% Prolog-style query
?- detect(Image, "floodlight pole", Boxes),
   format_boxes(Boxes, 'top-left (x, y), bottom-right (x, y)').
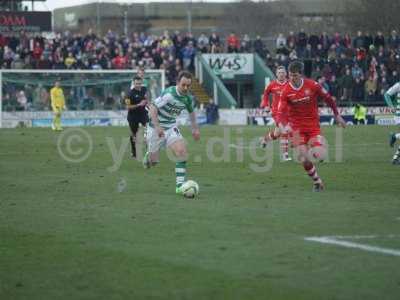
top-left (187, 0), bottom-right (192, 34)
top-left (124, 10), bottom-right (128, 36)
top-left (96, 1), bottom-right (101, 36)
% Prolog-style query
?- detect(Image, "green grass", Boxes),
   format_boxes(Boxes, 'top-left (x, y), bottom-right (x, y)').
top-left (0, 125), bottom-right (399, 300)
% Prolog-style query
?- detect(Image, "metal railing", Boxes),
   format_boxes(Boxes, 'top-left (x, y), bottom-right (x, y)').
top-left (195, 55), bottom-right (237, 108)
top-left (253, 53), bottom-right (275, 107)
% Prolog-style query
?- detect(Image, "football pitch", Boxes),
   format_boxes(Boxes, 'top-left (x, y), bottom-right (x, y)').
top-left (0, 125), bottom-right (399, 300)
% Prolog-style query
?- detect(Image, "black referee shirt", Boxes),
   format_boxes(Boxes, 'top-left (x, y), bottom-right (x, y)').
top-left (126, 86), bottom-right (147, 119)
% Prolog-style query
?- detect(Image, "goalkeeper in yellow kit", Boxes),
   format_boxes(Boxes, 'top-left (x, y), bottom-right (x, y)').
top-left (50, 81), bottom-right (66, 131)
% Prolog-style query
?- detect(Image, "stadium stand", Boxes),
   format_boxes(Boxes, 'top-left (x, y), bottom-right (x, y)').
top-left (1, 29), bottom-right (399, 110)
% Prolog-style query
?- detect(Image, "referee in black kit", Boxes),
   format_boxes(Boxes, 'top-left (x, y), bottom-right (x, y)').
top-left (125, 76), bottom-right (148, 158)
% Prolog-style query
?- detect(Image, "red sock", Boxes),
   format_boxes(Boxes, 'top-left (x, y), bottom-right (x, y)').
top-left (303, 161), bottom-right (322, 184)
top-left (267, 131), bottom-right (279, 141)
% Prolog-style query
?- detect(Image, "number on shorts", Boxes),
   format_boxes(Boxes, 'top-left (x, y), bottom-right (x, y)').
top-left (173, 127), bottom-right (181, 136)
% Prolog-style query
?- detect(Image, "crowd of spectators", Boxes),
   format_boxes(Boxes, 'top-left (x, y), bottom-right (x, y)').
top-left (0, 29), bottom-right (266, 111)
top-left (268, 30), bottom-right (400, 106)
top-left (1, 28), bottom-right (400, 110)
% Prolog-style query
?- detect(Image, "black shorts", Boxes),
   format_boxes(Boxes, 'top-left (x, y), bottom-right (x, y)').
top-left (128, 114), bottom-right (148, 133)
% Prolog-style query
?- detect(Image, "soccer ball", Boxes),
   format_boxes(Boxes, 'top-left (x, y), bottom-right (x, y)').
top-left (181, 180), bottom-right (199, 198)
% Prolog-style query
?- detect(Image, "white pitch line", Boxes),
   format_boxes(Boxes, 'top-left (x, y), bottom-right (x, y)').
top-left (228, 142), bottom-right (386, 150)
top-left (228, 144), bottom-right (258, 149)
top-left (323, 234), bottom-right (400, 240)
top-left (305, 236), bottom-right (400, 257)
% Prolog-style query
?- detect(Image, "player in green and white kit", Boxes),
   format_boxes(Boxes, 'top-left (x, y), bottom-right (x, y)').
top-left (143, 71), bottom-right (200, 194)
top-left (384, 81), bottom-right (400, 164)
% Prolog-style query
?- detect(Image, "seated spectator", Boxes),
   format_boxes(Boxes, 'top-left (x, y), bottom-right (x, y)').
top-left (276, 33), bottom-right (287, 50)
top-left (308, 32), bottom-right (320, 50)
top-left (378, 76), bottom-right (390, 101)
top-left (353, 31), bottom-right (365, 49)
top-left (206, 99), bottom-right (219, 124)
top-left (338, 68), bottom-right (354, 104)
top-left (315, 44), bottom-right (326, 58)
top-left (317, 76), bottom-right (330, 92)
top-left (289, 49), bottom-right (298, 61)
top-left (328, 75), bottom-right (339, 98)
top-left (32, 41), bottom-right (43, 62)
top-left (37, 54), bottom-right (53, 69)
top-left (227, 32), bottom-right (240, 53)
top-left (352, 63), bottom-right (363, 80)
top-left (112, 52), bottom-right (127, 69)
top-left (365, 89), bottom-right (376, 104)
top-left (297, 29), bottom-right (308, 52)
top-left (104, 93), bottom-right (115, 110)
top-left (32, 84), bottom-right (49, 110)
top-left (64, 52), bottom-right (76, 69)
top-left (311, 65), bottom-right (322, 80)
top-left (365, 74), bottom-right (377, 95)
top-left (388, 30), bottom-right (400, 49)
top-left (197, 33), bottom-right (209, 53)
top-left (374, 31), bottom-right (385, 48)
top-left (2, 93), bottom-right (14, 112)
top-left (11, 54), bottom-right (24, 69)
top-left (352, 77), bottom-right (365, 104)
top-left (181, 42), bottom-right (196, 71)
top-left (16, 91), bottom-right (28, 111)
top-left (241, 34), bottom-right (251, 52)
top-left (209, 31), bottom-right (221, 53)
top-left (253, 35), bottom-right (265, 58)
top-left (91, 59), bottom-right (102, 70)
top-left (388, 70), bottom-right (400, 86)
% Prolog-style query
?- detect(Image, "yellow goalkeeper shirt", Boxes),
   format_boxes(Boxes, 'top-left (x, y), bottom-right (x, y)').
top-left (50, 87), bottom-right (65, 110)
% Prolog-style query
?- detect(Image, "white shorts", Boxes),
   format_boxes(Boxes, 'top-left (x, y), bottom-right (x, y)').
top-left (395, 116), bottom-right (400, 125)
top-left (146, 125), bottom-right (185, 153)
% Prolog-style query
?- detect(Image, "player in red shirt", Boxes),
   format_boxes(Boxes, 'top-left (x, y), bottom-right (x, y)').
top-left (259, 66), bottom-right (291, 161)
top-left (277, 61), bottom-right (346, 191)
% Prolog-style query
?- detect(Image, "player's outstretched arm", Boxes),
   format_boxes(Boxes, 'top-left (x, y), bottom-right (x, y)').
top-left (384, 83), bottom-right (400, 108)
top-left (334, 115), bottom-right (346, 128)
top-left (316, 84), bottom-right (346, 128)
top-left (384, 92), bottom-right (394, 108)
top-left (260, 85), bottom-right (271, 109)
top-left (189, 112), bottom-right (200, 141)
top-left (148, 104), bottom-right (164, 138)
top-left (139, 90), bottom-right (149, 107)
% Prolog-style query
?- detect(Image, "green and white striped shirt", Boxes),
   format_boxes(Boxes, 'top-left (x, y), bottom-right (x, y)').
top-left (386, 82), bottom-right (400, 116)
top-left (151, 86), bottom-right (194, 129)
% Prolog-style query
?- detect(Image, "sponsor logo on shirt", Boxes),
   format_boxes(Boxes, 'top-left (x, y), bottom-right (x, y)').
top-left (291, 96), bottom-right (311, 103)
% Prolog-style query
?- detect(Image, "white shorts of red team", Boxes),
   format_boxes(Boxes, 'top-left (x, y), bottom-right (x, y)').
top-left (146, 125), bottom-right (185, 153)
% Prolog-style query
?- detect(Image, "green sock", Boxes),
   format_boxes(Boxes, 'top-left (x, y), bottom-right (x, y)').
top-left (175, 161), bottom-right (186, 187)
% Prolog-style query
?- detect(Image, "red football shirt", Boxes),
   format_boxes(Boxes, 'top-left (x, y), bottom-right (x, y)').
top-left (277, 78), bottom-right (338, 130)
top-left (260, 80), bottom-right (288, 115)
